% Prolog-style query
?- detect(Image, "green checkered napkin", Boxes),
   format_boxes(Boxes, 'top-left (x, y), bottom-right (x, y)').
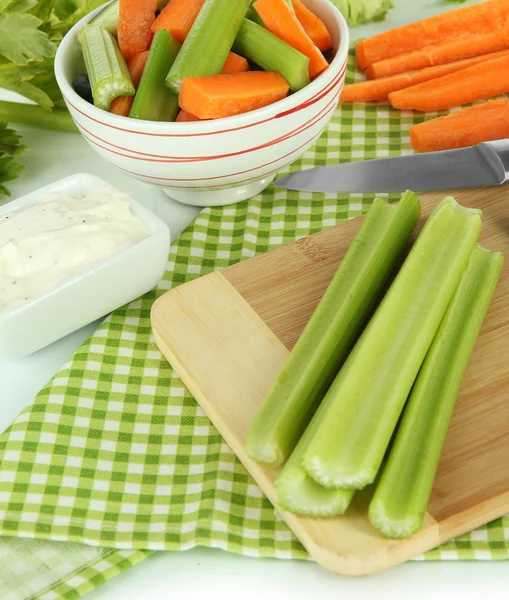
top-left (1, 50), bottom-right (508, 599)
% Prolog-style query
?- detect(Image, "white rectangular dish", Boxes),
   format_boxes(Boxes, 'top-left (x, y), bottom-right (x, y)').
top-left (0, 173), bottom-right (170, 359)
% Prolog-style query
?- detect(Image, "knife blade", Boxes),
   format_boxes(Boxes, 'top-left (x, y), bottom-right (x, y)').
top-left (275, 141), bottom-right (509, 193)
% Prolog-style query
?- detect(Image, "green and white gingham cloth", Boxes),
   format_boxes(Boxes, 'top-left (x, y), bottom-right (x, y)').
top-left (0, 50), bottom-right (508, 599)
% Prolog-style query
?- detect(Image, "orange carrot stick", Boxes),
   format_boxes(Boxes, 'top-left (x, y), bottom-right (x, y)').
top-left (221, 52), bottom-right (249, 74)
top-left (342, 49), bottom-right (509, 103)
top-left (118, 0), bottom-right (157, 59)
top-left (151, 0), bottom-right (205, 43)
top-left (365, 30), bottom-right (509, 79)
top-left (356, 0), bottom-right (509, 70)
top-left (410, 99), bottom-right (509, 152)
top-left (292, 0), bottom-right (332, 52)
top-left (111, 50), bottom-right (150, 116)
top-left (388, 54), bottom-right (509, 112)
top-left (179, 71), bottom-right (290, 119)
top-left (253, 0), bottom-right (328, 79)
top-left (176, 110), bottom-right (202, 122)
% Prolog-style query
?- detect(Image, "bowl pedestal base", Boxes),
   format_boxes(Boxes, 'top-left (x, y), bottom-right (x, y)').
top-left (161, 174), bottom-right (277, 207)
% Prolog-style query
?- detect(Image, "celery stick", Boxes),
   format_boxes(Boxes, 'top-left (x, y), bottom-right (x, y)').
top-left (80, 25), bottom-right (134, 111)
top-left (0, 101), bottom-right (77, 132)
top-left (302, 197), bottom-right (482, 490)
top-left (130, 30), bottom-right (180, 122)
top-left (166, 0), bottom-right (251, 94)
top-left (276, 371), bottom-right (355, 517)
top-left (246, 192), bottom-right (421, 467)
top-left (369, 245), bottom-right (503, 539)
top-left (233, 19), bottom-right (310, 92)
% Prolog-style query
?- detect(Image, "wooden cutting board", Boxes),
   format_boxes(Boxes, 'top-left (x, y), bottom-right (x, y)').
top-left (151, 187), bottom-right (509, 576)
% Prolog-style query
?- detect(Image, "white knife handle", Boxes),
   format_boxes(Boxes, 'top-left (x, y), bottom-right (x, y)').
top-left (480, 139), bottom-right (509, 183)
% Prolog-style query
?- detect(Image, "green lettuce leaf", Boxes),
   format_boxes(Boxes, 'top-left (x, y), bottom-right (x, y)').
top-left (330, 0), bottom-right (393, 26)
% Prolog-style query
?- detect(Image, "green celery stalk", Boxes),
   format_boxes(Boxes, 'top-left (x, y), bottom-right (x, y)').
top-left (276, 370), bottom-right (355, 517)
top-left (165, 0), bottom-right (252, 94)
top-left (369, 245), bottom-right (503, 539)
top-left (246, 192), bottom-right (421, 467)
top-left (302, 197), bottom-right (482, 490)
top-left (80, 25), bottom-right (134, 111)
top-left (0, 101), bottom-right (77, 132)
top-left (233, 19), bottom-right (310, 92)
top-left (130, 30), bottom-right (181, 122)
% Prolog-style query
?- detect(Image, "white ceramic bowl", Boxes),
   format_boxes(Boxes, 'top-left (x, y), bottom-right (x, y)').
top-left (0, 174), bottom-right (170, 359)
top-left (54, 0), bottom-right (349, 207)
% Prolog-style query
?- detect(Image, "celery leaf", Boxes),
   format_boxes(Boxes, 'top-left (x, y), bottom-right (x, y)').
top-left (0, 121), bottom-right (27, 197)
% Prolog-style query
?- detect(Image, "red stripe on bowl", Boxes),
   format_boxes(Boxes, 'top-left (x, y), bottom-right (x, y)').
top-left (74, 93), bottom-right (339, 161)
top-left (76, 93), bottom-right (340, 164)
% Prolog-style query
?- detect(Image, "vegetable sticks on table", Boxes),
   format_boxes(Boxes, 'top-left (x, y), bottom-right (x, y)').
top-left (341, 50), bottom-right (509, 103)
top-left (410, 100), bottom-right (509, 152)
top-left (389, 53), bottom-right (509, 111)
top-left (369, 246), bottom-right (503, 539)
top-left (365, 30), bottom-right (509, 79)
top-left (178, 71), bottom-right (290, 119)
top-left (253, 0), bottom-right (328, 79)
top-left (356, 0), bottom-right (509, 69)
top-left (246, 193), bottom-right (420, 467)
top-left (301, 197), bottom-right (482, 491)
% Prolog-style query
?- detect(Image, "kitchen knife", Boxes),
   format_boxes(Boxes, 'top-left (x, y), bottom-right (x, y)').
top-left (275, 140), bottom-right (509, 193)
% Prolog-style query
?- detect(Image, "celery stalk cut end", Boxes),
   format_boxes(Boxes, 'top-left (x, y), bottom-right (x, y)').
top-left (302, 454), bottom-right (376, 490)
top-left (276, 471), bottom-right (354, 518)
top-left (245, 439), bottom-right (283, 467)
top-left (368, 498), bottom-right (421, 539)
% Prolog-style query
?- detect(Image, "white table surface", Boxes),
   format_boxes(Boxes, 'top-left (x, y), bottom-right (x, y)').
top-left (3, 1), bottom-right (509, 598)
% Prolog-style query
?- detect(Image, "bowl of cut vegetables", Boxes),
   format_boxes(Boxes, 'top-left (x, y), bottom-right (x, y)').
top-left (54, 0), bottom-right (349, 207)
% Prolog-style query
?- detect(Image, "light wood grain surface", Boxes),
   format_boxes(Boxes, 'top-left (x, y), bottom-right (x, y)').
top-left (152, 187), bottom-right (509, 576)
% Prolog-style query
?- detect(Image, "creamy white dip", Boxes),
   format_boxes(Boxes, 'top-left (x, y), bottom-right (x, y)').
top-left (0, 186), bottom-right (148, 310)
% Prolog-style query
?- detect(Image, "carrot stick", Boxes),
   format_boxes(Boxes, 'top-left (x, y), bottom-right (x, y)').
top-left (253, 0), bottom-right (328, 79)
top-left (356, 0), bottom-right (509, 70)
top-left (176, 109), bottom-right (202, 122)
top-left (152, 0), bottom-right (205, 42)
top-left (410, 99), bottom-right (509, 152)
top-left (118, 0), bottom-right (157, 59)
top-left (342, 49), bottom-right (509, 103)
top-left (221, 51), bottom-right (249, 74)
top-left (389, 54), bottom-right (509, 111)
top-left (292, 0), bottom-right (332, 52)
top-left (365, 30), bottom-right (509, 79)
top-left (111, 50), bottom-right (150, 116)
top-left (178, 71), bottom-right (290, 119)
